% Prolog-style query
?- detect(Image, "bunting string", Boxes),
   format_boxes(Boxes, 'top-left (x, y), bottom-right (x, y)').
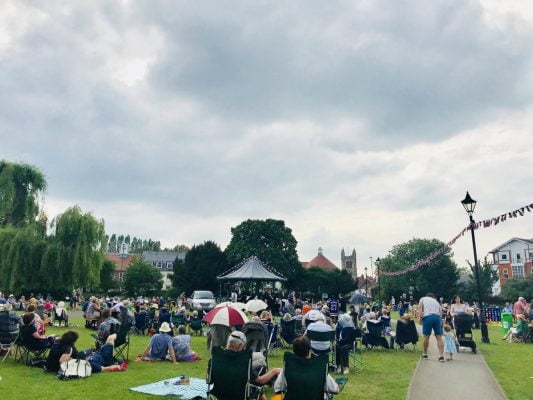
top-left (380, 202), bottom-right (533, 277)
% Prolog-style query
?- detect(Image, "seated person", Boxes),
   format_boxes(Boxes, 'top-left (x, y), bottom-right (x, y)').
top-left (134, 306), bottom-right (149, 334)
top-left (138, 322), bottom-right (177, 362)
top-left (20, 312), bottom-right (55, 350)
top-left (54, 301), bottom-right (68, 326)
top-left (274, 336), bottom-right (339, 397)
top-left (225, 331), bottom-right (280, 386)
top-left (117, 300), bottom-right (134, 327)
top-left (172, 325), bottom-right (200, 361)
top-left (305, 312), bottom-right (333, 355)
top-left (86, 298), bottom-right (102, 320)
top-left (335, 313), bottom-right (356, 374)
top-left (97, 309), bottom-right (121, 343)
top-left (159, 307), bottom-right (172, 325)
top-left (0, 303), bottom-right (22, 344)
top-left (189, 310), bottom-right (203, 335)
top-left (47, 331), bottom-right (126, 373)
top-left (26, 304), bottom-right (45, 335)
top-left (502, 314), bottom-right (527, 342)
top-left (46, 330), bottom-right (80, 372)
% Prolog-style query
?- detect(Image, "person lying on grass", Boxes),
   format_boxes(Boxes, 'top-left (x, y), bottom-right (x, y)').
top-left (137, 322), bottom-right (178, 363)
top-left (46, 331), bottom-right (127, 373)
top-left (172, 325), bottom-right (201, 361)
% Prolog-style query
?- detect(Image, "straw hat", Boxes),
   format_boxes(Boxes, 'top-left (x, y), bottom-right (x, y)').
top-left (159, 322), bottom-right (172, 333)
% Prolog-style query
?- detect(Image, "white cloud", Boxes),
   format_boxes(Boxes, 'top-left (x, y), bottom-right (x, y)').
top-left (1, 0), bottom-right (533, 276)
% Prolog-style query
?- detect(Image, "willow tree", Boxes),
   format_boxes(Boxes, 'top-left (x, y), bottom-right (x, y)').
top-left (43, 206), bottom-right (106, 290)
top-left (0, 161), bottom-right (47, 227)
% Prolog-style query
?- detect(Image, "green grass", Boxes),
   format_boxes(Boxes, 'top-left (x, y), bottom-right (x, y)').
top-left (478, 324), bottom-right (532, 400)
top-left (0, 317), bottom-right (419, 399)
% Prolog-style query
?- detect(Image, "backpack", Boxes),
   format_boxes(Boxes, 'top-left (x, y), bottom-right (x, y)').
top-left (58, 359), bottom-right (92, 380)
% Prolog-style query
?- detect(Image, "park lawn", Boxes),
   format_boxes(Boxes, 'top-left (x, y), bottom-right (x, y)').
top-left (0, 317), bottom-right (419, 400)
top-left (477, 324), bottom-right (532, 400)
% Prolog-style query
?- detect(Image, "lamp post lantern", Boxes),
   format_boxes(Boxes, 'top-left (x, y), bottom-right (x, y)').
top-left (461, 191), bottom-right (490, 344)
top-left (376, 257), bottom-right (381, 302)
top-left (364, 266), bottom-right (368, 297)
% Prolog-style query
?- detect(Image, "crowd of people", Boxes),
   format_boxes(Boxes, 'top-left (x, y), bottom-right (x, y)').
top-left (1, 289), bottom-right (532, 399)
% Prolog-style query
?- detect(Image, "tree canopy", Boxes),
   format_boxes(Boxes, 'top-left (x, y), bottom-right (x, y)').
top-left (172, 241), bottom-right (228, 294)
top-left (123, 256), bottom-right (163, 296)
top-left (501, 278), bottom-right (533, 301)
top-left (0, 161), bottom-right (108, 294)
top-left (0, 160), bottom-right (46, 227)
top-left (379, 238), bottom-right (459, 302)
top-left (297, 267), bottom-right (357, 297)
top-left (225, 219), bottom-right (302, 285)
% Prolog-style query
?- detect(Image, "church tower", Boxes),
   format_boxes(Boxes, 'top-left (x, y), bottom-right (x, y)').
top-left (341, 248), bottom-right (357, 281)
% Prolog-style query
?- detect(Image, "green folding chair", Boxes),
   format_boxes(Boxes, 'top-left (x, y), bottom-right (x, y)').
top-left (281, 352), bottom-right (330, 400)
top-left (207, 347), bottom-right (260, 400)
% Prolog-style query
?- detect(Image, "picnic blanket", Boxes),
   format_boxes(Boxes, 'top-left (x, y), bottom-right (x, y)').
top-left (130, 377), bottom-right (209, 399)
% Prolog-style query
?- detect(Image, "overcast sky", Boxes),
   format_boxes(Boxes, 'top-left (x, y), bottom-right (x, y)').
top-left (1, 0), bottom-right (533, 275)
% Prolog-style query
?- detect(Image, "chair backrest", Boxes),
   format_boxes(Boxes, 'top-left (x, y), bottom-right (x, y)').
top-left (115, 321), bottom-right (129, 347)
top-left (306, 329), bottom-right (335, 342)
top-left (190, 318), bottom-right (202, 331)
top-left (338, 326), bottom-right (356, 344)
top-left (283, 352), bottom-right (328, 400)
top-left (281, 319), bottom-right (296, 340)
top-left (242, 322), bottom-right (268, 352)
top-left (294, 318), bottom-right (303, 334)
top-left (366, 320), bottom-right (384, 337)
top-left (209, 347), bottom-right (252, 400)
top-left (135, 312), bottom-right (148, 328)
top-left (396, 320), bottom-right (418, 344)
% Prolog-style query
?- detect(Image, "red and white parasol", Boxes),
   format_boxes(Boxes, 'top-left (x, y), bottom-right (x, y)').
top-left (203, 305), bottom-right (248, 326)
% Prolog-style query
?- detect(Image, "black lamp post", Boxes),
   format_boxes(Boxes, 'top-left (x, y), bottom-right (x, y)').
top-left (461, 191), bottom-right (490, 344)
top-left (364, 266), bottom-right (368, 297)
top-left (376, 257), bottom-right (381, 302)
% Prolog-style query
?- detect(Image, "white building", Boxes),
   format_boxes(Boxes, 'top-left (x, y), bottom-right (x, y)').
top-left (142, 251), bottom-right (187, 290)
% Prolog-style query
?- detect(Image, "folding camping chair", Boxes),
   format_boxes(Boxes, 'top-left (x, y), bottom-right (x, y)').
top-left (133, 312), bottom-right (149, 335)
top-left (113, 321), bottom-right (131, 361)
top-left (280, 319), bottom-right (297, 346)
top-left (395, 319), bottom-right (419, 351)
top-left (337, 325), bottom-right (363, 372)
top-left (15, 334), bottom-right (50, 366)
top-left (294, 318), bottom-right (304, 337)
top-left (207, 347), bottom-right (262, 400)
top-left (279, 352), bottom-right (333, 400)
top-left (189, 317), bottom-right (203, 336)
top-left (53, 308), bottom-right (69, 327)
top-left (306, 329), bottom-right (336, 370)
top-left (267, 323), bottom-right (284, 357)
top-left (363, 320), bottom-right (389, 350)
top-left (0, 333), bottom-right (19, 363)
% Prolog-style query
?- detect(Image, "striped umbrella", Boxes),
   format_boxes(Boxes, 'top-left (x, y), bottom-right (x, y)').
top-left (203, 305), bottom-right (248, 326)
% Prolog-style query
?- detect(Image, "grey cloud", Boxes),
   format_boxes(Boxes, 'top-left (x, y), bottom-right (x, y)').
top-left (144, 0), bottom-right (533, 147)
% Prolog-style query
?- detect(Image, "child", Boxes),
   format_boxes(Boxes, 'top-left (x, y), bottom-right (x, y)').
top-left (443, 324), bottom-right (458, 361)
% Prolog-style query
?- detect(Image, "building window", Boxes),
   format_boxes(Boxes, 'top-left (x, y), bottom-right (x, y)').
top-left (511, 265), bottom-right (524, 278)
top-left (167, 262), bottom-right (173, 268)
top-left (502, 269), bottom-right (509, 279)
top-left (501, 254), bottom-right (507, 260)
top-left (529, 252), bottom-right (533, 262)
top-left (516, 253), bottom-right (521, 260)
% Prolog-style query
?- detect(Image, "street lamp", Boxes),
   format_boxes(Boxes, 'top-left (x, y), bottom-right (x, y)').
top-left (376, 257), bottom-right (381, 302)
top-left (461, 191), bottom-right (490, 344)
top-left (364, 266), bottom-right (368, 297)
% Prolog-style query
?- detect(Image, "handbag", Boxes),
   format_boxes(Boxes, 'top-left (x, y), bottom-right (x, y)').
top-left (58, 359), bottom-right (92, 380)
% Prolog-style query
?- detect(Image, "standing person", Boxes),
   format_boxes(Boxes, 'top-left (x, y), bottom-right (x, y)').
top-left (443, 324), bottom-right (458, 361)
top-left (450, 295), bottom-right (467, 318)
top-left (418, 293), bottom-right (445, 362)
top-left (513, 297), bottom-right (527, 319)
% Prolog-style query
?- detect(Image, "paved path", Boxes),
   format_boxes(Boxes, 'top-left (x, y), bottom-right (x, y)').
top-left (407, 328), bottom-right (507, 400)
